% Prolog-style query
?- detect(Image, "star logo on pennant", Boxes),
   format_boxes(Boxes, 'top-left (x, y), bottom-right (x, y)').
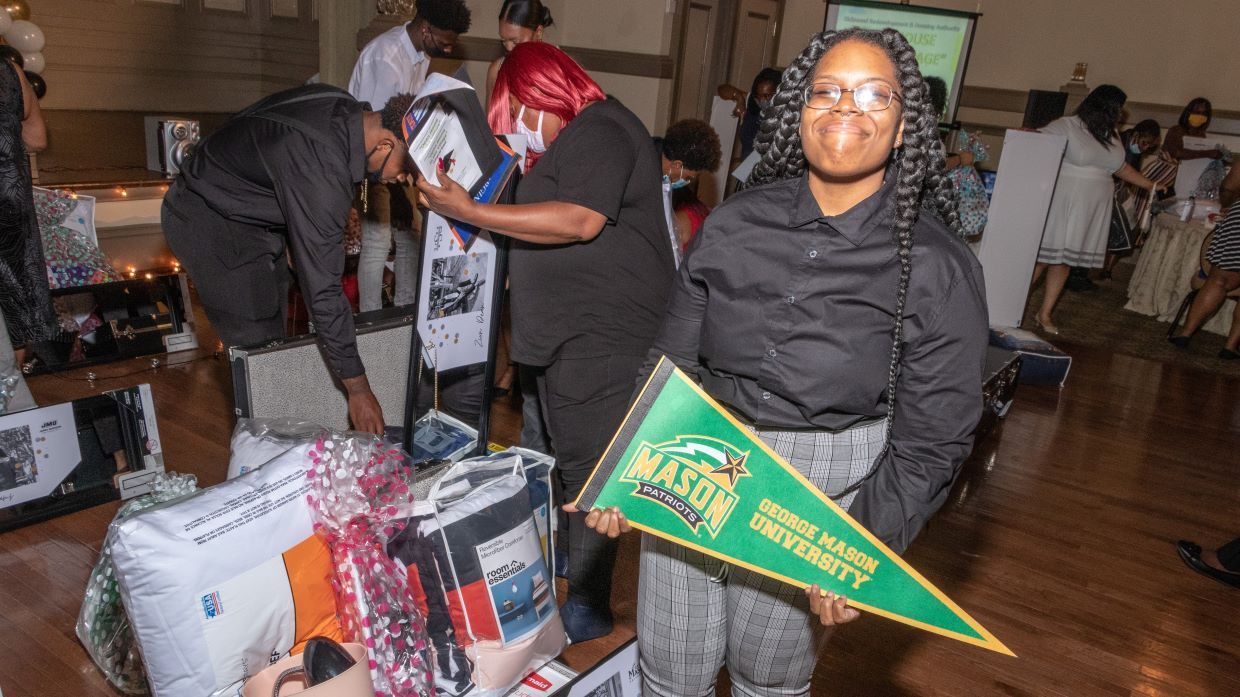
top-left (710, 450), bottom-right (750, 487)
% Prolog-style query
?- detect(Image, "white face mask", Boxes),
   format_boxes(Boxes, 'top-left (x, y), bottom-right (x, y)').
top-left (516, 104), bottom-right (547, 154)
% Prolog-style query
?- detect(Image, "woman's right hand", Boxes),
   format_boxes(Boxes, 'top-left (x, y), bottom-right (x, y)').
top-left (415, 170), bottom-right (476, 222)
top-left (562, 503), bottom-right (632, 538)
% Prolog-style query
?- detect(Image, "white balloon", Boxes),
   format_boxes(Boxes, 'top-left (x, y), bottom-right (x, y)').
top-left (5, 20), bottom-right (44, 54)
top-left (0, 11), bottom-right (12, 36)
top-left (21, 50), bottom-right (42, 74)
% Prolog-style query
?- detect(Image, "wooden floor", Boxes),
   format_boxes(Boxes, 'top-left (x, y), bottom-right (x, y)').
top-left (1, 334), bottom-right (1237, 696)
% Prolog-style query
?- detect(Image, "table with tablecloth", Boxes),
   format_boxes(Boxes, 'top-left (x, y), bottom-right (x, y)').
top-left (1125, 212), bottom-right (1235, 336)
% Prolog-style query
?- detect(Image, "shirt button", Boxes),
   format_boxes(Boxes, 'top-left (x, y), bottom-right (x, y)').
top-left (761, 391), bottom-right (771, 400)
top-left (808, 249), bottom-right (818, 258)
top-left (767, 348), bottom-right (777, 358)
top-left (786, 296), bottom-right (795, 304)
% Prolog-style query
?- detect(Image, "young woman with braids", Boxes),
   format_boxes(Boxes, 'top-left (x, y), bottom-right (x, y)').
top-left (578, 29), bottom-right (988, 695)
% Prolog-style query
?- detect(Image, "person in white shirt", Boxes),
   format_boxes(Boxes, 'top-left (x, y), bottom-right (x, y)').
top-left (348, 0), bottom-right (471, 312)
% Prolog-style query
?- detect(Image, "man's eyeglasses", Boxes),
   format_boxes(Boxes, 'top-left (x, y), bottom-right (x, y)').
top-left (802, 82), bottom-right (903, 112)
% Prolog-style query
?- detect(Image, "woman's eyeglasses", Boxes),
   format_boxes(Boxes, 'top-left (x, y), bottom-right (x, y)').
top-left (802, 82), bottom-right (902, 112)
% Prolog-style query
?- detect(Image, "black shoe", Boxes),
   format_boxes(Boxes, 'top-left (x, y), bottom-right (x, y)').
top-left (1176, 540), bottom-right (1240, 589)
top-left (1219, 348), bottom-right (1240, 360)
top-left (1168, 335), bottom-right (1190, 349)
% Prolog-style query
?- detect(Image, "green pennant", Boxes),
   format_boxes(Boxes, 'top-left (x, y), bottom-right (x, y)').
top-left (575, 357), bottom-right (1014, 656)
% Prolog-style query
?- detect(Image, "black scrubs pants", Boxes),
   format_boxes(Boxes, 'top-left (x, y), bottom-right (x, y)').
top-left (533, 352), bottom-right (645, 610)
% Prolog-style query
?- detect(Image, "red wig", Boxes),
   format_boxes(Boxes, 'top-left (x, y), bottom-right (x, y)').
top-left (488, 42), bottom-right (606, 163)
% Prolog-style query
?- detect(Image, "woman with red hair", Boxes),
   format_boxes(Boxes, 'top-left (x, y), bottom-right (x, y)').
top-left (417, 42), bottom-right (675, 642)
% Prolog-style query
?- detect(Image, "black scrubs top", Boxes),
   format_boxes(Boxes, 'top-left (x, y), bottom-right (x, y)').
top-left (508, 97), bottom-right (675, 367)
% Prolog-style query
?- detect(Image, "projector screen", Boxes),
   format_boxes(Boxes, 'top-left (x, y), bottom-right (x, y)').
top-left (825, 0), bottom-right (980, 124)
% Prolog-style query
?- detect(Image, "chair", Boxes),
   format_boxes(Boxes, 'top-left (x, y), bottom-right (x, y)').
top-left (1166, 229), bottom-right (1240, 336)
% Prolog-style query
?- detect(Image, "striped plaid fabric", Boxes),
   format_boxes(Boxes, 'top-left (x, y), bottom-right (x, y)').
top-left (636, 420), bottom-right (885, 696)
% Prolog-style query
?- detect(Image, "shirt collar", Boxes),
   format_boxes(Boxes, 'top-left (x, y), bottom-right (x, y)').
top-left (401, 22), bottom-right (428, 66)
top-left (348, 107), bottom-right (367, 183)
top-left (787, 171), bottom-right (895, 246)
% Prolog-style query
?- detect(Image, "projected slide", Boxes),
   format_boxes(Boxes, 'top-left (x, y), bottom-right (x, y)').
top-left (825, 1), bottom-right (979, 123)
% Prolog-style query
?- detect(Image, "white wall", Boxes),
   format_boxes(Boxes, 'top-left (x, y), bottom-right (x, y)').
top-left (777, 0), bottom-right (1240, 111)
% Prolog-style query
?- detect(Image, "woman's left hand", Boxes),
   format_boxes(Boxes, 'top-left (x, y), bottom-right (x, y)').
top-left (415, 169), bottom-right (475, 222)
top-left (805, 584), bottom-right (861, 626)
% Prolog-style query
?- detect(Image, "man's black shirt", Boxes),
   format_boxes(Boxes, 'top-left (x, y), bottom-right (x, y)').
top-left (170, 85), bottom-right (368, 378)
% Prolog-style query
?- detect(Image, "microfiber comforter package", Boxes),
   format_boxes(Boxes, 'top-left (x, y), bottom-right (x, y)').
top-left (387, 452), bottom-right (566, 696)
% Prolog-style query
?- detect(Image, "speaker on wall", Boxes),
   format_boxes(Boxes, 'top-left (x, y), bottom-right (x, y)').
top-left (144, 116), bottom-right (201, 176)
top-left (1022, 90), bottom-right (1068, 129)
top-left (230, 308), bottom-right (412, 431)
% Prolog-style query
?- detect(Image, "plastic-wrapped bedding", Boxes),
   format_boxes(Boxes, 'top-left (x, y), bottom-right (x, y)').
top-left (76, 473), bottom-right (199, 696)
top-left (109, 432), bottom-right (345, 697)
top-left (388, 453), bottom-right (566, 696)
top-left (226, 417), bottom-right (323, 480)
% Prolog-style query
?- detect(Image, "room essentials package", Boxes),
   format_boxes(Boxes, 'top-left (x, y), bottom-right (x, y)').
top-left (408, 409), bottom-right (478, 463)
top-left (501, 447), bottom-right (557, 579)
top-left (109, 436), bottom-right (345, 697)
top-left (387, 452), bottom-right (567, 697)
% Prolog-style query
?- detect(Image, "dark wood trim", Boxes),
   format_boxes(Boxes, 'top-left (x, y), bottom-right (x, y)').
top-left (201, 0), bottom-right (251, 16)
top-left (959, 85), bottom-right (1240, 137)
top-left (358, 18), bottom-right (673, 79)
top-left (958, 85), bottom-right (1031, 113)
top-left (453, 37), bottom-right (675, 79)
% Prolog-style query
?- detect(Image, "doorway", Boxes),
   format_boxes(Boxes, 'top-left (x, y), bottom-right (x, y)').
top-left (668, 0), bottom-right (782, 205)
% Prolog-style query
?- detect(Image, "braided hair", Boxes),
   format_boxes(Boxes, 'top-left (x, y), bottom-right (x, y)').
top-left (746, 28), bottom-right (961, 499)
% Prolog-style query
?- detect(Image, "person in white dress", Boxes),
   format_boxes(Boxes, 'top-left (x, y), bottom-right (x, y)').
top-left (1032, 85), bottom-right (1165, 334)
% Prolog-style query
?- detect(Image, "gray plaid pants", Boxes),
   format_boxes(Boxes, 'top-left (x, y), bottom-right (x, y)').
top-left (637, 420), bottom-right (886, 697)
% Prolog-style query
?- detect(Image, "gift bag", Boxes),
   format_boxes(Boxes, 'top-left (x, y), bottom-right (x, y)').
top-left (305, 432), bottom-right (437, 697)
top-left (386, 453), bottom-right (567, 697)
top-left (408, 409), bottom-right (478, 463)
top-left (76, 473), bottom-right (199, 696)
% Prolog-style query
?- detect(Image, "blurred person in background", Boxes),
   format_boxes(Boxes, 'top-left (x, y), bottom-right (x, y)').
top-left (1031, 85), bottom-right (1164, 335)
top-left (486, 0), bottom-right (553, 97)
top-left (1168, 163), bottom-right (1240, 359)
top-left (655, 118), bottom-right (722, 252)
top-left (718, 68), bottom-right (783, 159)
top-left (349, 0), bottom-right (471, 312)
